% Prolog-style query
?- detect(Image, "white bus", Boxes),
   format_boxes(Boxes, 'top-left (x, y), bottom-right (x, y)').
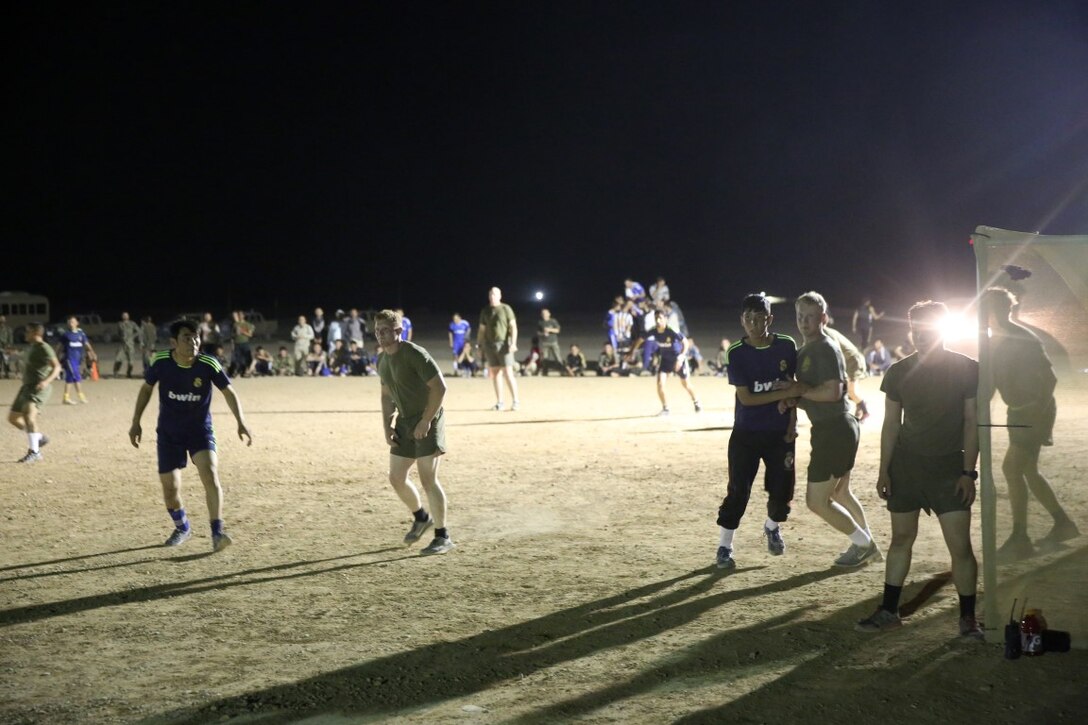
top-left (0, 291), bottom-right (51, 331)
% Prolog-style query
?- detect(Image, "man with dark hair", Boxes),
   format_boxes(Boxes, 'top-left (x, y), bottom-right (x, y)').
top-left (982, 287), bottom-right (1078, 557)
top-left (714, 293), bottom-right (802, 569)
top-left (857, 301), bottom-right (983, 639)
top-left (129, 318), bottom-right (253, 552)
top-left (8, 322), bottom-right (61, 462)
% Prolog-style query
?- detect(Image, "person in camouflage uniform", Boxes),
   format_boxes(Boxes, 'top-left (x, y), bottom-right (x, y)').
top-left (140, 315), bottom-right (158, 372)
top-left (0, 314), bottom-right (14, 378)
top-left (114, 311), bottom-right (142, 378)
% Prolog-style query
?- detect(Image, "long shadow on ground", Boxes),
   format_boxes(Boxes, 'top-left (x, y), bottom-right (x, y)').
top-left (146, 565), bottom-right (861, 723)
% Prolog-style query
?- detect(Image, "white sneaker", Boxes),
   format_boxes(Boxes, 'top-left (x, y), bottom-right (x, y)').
top-left (212, 532), bottom-right (233, 552)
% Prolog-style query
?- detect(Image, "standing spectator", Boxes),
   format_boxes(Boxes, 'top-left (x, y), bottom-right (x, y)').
top-left (129, 318), bottom-right (252, 552)
top-left (140, 315), bottom-right (158, 372)
top-left (477, 286), bottom-right (520, 411)
top-left (448, 312), bottom-right (471, 376)
top-left (856, 301), bottom-right (983, 638)
top-left (326, 309), bottom-right (344, 355)
top-left (58, 315), bottom-right (96, 405)
top-left (230, 310), bottom-right (256, 378)
top-left (867, 339), bottom-right (893, 376)
top-left (9, 322), bottom-right (62, 463)
top-left (291, 315), bottom-right (315, 375)
top-left (374, 309), bottom-right (454, 555)
top-left (114, 311), bottom-right (141, 378)
top-left (396, 308), bottom-right (414, 341)
top-left (851, 296), bottom-right (884, 349)
top-left (564, 344), bottom-right (587, 376)
top-left (312, 307), bottom-right (327, 350)
top-left (0, 315), bottom-right (13, 378)
top-left (344, 308), bottom-right (367, 349)
top-left (649, 276), bottom-right (670, 306)
top-left (348, 340), bottom-right (375, 376)
top-left (198, 312), bottom-right (221, 356)
top-left (714, 293), bottom-right (800, 569)
top-left (624, 277), bottom-right (646, 305)
top-left (536, 308), bottom-right (563, 376)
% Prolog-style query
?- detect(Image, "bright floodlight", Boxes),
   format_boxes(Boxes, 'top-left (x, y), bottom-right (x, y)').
top-left (940, 313), bottom-right (975, 343)
top-left (534, 290), bottom-right (544, 301)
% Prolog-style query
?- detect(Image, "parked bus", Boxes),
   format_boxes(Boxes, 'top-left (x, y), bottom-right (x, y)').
top-left (0, 291), bottom-right (50, 332)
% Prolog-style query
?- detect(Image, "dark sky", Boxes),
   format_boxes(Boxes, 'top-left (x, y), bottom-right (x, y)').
top-left (7, 1), bottom-right (1088, 321)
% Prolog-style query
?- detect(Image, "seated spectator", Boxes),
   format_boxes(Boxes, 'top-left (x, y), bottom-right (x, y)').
top-left (455, 342), bottom-right (478, 377)
top-left (707, 337), bottom-right (731, 376)
top-left (565, 344), bottom-right (587, 377)
top-left (305, 341), bottom-right (330, 376)
top-left (892, 337), bottom-right (916, 360)
top-left (597, 342), bottom-right (626, 377)
top-left (329, 338), bottom-right (352, 376)
top-left (252, 346), bottom-right (274, 376)
top-left (520, 336), bottom-right (541, 377)
top-left (212, 344), bottom-right (229, 371)
top-left (867, 338), bottom-right (893, 375)
top-left (273, 346), bottom-right (294, 376)
top-left (348, 340), bottom-right (375, 376)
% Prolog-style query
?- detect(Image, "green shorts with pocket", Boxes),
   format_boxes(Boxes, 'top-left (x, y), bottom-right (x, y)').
top-left (482, 341), bottom-right (515, 368)
top-left (887, 447), bottom-right (969, 515)
top-left (11, 383), bottom-right (51, 413)
top-left (391, 409), bottom-right (446, 459)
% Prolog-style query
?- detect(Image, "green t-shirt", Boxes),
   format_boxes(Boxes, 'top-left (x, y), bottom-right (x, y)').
top-left (881, 350), bottom-right (979, 456)
top-left (537, 317), bottom-right (560, 344)
top-left (235, 320), bottom-right (255, 344)
top-left (23, 340), bottom-right (58, 387)
top-left (796, 334), bottom-right (849, 422)
top-left (479, 303), bottom-right (516, 344)
top-left (378, 341), bottom-right (442, 425)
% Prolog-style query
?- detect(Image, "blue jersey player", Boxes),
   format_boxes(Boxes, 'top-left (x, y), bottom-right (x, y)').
top-left (129, 318), bottom-right (253, 552)
top-left (448, 313), bottom-right (471, 374)
top-left (714, 293), bottom-right (807, 570)
top-left (58, 315), bottom-right (97, 405)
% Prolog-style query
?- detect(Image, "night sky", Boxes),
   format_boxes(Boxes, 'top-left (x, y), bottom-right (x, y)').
top-left (8, 1), bottom-right (1088, 322)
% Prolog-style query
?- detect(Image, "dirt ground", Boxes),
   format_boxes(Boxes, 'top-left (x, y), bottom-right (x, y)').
top-left (2, 339), bottom-right (1087, 724)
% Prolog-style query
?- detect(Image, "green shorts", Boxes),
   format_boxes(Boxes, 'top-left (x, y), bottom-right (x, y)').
top-left (807, 414), bottom-right (860, 482)
top-left (887, 447), bottom-right (969, 515)
top-left (482, 341), bottom-right (514, 368)
top-left (391, 409), bottom-right (446, 459)
top-left (1007, 398), bottom-right (1055, 448)
top-left (11, 383), bottom-right (51, 413)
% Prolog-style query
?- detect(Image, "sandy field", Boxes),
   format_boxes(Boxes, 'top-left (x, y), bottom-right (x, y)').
top-left (2, 326), bottom-right (1087, 724)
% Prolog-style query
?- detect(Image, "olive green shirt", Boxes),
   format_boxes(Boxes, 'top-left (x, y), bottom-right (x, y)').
top-left (479, 303), bottom-right (516, 344)
top-left (23, 340), bottom-right (58, 387)
top-left (378, 341), bottom-right (442, 427)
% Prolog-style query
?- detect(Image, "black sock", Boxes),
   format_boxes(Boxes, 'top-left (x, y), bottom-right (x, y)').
top-left (412, 507), bottom-right (429, 522)
top-left (436, 527), bottom-right (449, 539)
top-left (959, 593), bottom-right (976, 619)
top-left (881, 583), bottom-right (903, 614)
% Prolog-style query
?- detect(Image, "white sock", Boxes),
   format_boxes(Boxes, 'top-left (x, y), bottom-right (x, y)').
top-left (765, 518), bottom-right (780, 531)
top-left (28, 432), bottom-right (42, 453)
top-left (849, 527), bottom-right (872, 546)
top-left (719, 527), bottom-right (736, 548)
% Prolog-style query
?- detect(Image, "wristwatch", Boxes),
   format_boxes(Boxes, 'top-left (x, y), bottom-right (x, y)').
top-left (961, 470), bottom-right (979, 481)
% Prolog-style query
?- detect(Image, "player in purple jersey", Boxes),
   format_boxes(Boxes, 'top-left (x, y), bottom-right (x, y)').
top-left (628, 314), bottom-right (701, 415)
top-left (58, 315), bottom-right (97, 405)
top-left (129, 318), bottom-right (253, 552)
top-left (714, 293), bottom-right (806, 570)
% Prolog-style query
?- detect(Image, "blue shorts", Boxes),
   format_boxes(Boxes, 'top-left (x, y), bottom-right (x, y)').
top-left (63, 357), bottom-right (83, 383)
top-left (157, 427), bottom-right (217, 474)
